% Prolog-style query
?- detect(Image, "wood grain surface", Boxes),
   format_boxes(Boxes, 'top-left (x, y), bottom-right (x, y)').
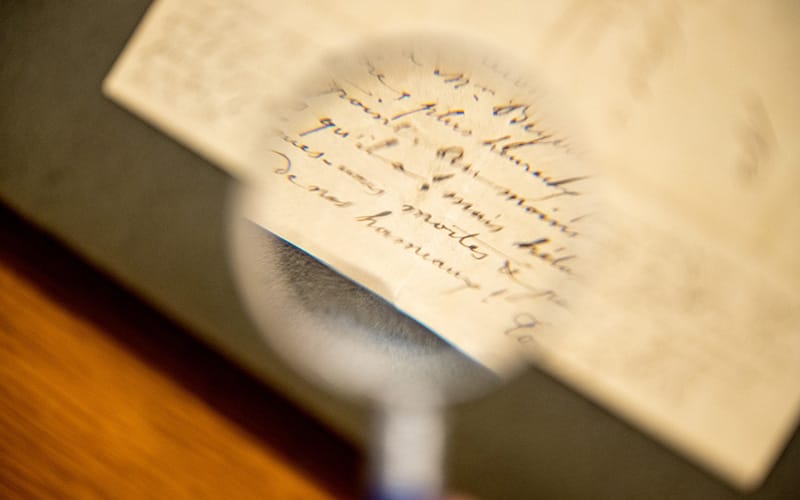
top-left (0, 204), bottom-right (361, 499)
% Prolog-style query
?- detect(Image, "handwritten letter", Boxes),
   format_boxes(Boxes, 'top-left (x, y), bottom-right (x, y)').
top-left (105, 0), bottom-right (800, 490)
top-left (244, 41), bottom-right (597, 372)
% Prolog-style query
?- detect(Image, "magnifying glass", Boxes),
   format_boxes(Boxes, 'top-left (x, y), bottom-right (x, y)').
top-left (228, 33), bottom-right (595, 498)
top-left (230, 217), bottom-right (500, 498)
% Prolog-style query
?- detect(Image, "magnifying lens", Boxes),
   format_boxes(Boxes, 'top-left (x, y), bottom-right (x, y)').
top-left (228, 33), bottom-right (595, 499)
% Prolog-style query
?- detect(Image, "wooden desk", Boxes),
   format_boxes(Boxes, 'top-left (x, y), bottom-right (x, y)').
top-left (0, 205), bottom-right (361, 499)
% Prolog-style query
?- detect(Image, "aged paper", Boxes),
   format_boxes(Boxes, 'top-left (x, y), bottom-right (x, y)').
top-left (238, 39), bottom-right (597, 374)
top-left (104, 0), bottom-right (800, 490)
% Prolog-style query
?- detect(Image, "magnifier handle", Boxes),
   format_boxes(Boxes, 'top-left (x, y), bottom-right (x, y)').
top-left (371, 404), bottom-right (445, 500)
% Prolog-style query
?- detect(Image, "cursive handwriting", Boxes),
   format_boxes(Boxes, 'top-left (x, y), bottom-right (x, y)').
top-left (269, 150), bottom-right (353, 207)
top-left (482, 135), bottom-right (586, 193)
top-left (513, 238), bottom-right (576, 275)
top-left (265, 42), bottom-right (589, 356)
top-left (355, 210), bottom-right (481, 289)
top-left (400, 204), bottom-right (489, 260)
top-left (441, 191), bottom-right (504, 233)
top-left (277, 130), bottom-right (386, 195)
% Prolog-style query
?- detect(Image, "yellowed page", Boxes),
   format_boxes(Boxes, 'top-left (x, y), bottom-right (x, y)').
top-left (238, 38), bottom-right (597, 375)
top-left (104, 0), bottom-right (800, 490)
